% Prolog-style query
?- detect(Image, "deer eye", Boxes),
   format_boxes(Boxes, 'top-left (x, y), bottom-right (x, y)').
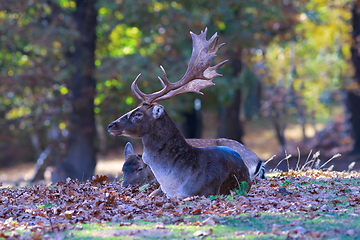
top-left (131, 112), bottom-right (143, 122)
top-left (136, 168), bottom-right (143, 172)
top-left (133, 112), bottom-right (143, 118)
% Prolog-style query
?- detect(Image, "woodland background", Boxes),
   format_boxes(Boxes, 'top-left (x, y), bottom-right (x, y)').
top-left (1, 0), bottom-right (360, 182)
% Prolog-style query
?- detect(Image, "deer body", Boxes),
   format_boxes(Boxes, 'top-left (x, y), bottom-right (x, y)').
top-left (144, 144), bottom-right (249, 197)
top-left (108, 28), bottom-right (255, 197)
top-left (111, 103), bottom-right (250, 197)
top-left (122, 138), bottom-right (264, 188)
top-left (142, 115), bottom-right (249, 197)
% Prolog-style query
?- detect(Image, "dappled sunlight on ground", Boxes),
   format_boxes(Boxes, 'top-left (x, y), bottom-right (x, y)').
top-left (242, 116), bottom-right (332, 162)
top-left (0, 158), bottom-right (125, 187)
top-left (0, 163), bottom-right (35, 184)
top-left (243, 129), bottom-right (277, 160)
top-left (284, 123), bottom-right (325, 141)
top-left (95, 159), bottom-right (124, 178)
top-left (242, 117), bottom-right (326, 160)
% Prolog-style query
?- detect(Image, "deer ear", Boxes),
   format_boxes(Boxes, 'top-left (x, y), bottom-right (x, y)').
top-left (152, 105), bottom-right (164, 119)
top-left (124, 142), bottom-right (134, 158)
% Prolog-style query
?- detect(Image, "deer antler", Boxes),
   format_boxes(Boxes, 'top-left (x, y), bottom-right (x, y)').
top-left (131, 28), bottom-right (228, 104)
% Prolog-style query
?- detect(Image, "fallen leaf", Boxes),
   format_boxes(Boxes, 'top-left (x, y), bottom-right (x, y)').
top-left (154, 222), bottom-right (165, 229)
top-left (276, 187), bottom-right (292, 196)
top-left (32, 231), bottom-right (42, 240)
top-left (292, 226), bottom-right (307, 235)
top-left (202, 217), bottom-right (216, 226)
top-left (309, 231), bottom-right (321, 238)
top-left (346, 229), bottom-right (355, 236)
top-left (193, 230), bottom-right (209, 237)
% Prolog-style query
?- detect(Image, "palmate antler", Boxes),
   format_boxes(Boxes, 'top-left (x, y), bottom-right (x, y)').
top-left (131, 28), bottom-right (228, 104)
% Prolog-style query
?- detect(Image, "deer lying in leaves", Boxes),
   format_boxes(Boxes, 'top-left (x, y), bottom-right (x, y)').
top-left (122, 142), bottom-right (157, 187)
top-left (122, 140), bottom-right (265, 188)
top-left (109, 28), bottom-right (255, 197)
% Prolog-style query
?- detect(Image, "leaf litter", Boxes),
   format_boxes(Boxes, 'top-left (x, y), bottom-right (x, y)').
top-left (0, 170), bottom-right (359, 239)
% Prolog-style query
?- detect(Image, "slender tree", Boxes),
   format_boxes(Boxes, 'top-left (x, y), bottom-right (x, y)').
top-left (219, 52), bottom-right (244, 143)
top-left (347, 0), bottom-right (360, 155)
top-left (61, 0), bottom-right (98, 180)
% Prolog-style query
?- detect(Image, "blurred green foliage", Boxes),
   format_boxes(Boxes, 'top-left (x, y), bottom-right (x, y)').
top-left (264, 0), bottom-right (352, 118)
top-left (0, 0), bottom-right (352, 165)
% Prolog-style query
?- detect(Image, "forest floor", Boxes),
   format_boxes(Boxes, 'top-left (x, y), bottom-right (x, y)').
top-left (0, 170), bottom-right (359, 239)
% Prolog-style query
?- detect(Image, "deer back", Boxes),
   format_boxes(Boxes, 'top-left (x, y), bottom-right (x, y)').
top-left (186, 138), bottom-right (265, 180)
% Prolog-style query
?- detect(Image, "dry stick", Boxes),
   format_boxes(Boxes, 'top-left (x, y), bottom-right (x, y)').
top-left (301, 151), bottom-right (321, 171)
top-left (348, 162), bottom-right (356, 172)
top-left (273, 154), bottom-right (292, 172)
top-left (285, 150), bottom-right (290, 172)
top-left (326, 165), bottom-right (334, 171)
top-left (233, 174), bottom-right (240, 187)
top-left (233, 174), bottom-right (249, 194)
top-left (295, 147), bottom-right (301, 171)
top-left (319, 153), bottom-right (341, 169)
top-left (302, 149), bottom-right (313, 171)
top-left (264, 155), bottom-right (276, 165)
top-left (310, 151), bottom-right (320, 169)
top-left (301, 159), bottom-right (315, 170)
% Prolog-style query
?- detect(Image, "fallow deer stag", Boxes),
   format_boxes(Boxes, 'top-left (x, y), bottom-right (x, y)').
top-left (108, 28), bottom-right (252, 197)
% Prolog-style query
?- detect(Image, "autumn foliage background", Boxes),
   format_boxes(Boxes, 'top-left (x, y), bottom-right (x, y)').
top-left (0, 0), bottom-right (360, 186)
top-left (1, 1), bottom-right (360, 239)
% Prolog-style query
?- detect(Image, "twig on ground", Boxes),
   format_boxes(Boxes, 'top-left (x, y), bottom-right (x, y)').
top-left (319, 153), bottom-right (341, 169)
top-left (273, 154), bottom-right (292, 172)
top-left (265, 155), bottom-right (276, 165)
top-left (348, 162), bottom-right (356, 172)
top-left (301, 151), bottom-right (320, 171)
top-left (296, 147), bottom-right (301, 171)
top-left (310, 151), bottom-right (320, 169)
top-left (302, 149), bottom-right (313, 171)
top-left (285, 150), bottom-right (290, 172)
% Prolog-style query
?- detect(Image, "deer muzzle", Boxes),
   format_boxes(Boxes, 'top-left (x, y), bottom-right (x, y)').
top-left (107, 120), bottom-right (123, 136)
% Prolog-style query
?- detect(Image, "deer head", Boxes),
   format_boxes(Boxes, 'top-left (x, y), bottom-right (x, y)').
top-left (108, 28), bottom-right (228, 137)
top-left (122, 142), bottom-right (156, 187)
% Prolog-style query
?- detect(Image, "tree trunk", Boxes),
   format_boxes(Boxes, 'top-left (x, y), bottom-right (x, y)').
top-left (220, 89), bottom-right (244, 143)
top-left (62, 0), bottom-right (98, 181)
top-left (272, 115), bottom-right (287, 154)
top-left (347, 0), bottom-right (360, 155)
top-left (346, 91), bottom-right (360, 155)
top-left (181, 100), bottom-right (203, 139)
top-left (219, 53), bottom-right (244, 143)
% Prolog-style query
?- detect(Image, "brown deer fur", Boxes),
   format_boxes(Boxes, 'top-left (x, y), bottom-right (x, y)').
top-left (122, 140), bottom-right (265, 188)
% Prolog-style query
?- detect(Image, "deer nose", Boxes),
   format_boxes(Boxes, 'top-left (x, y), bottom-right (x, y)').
top-left (107, 122), bottom-right (115, 130)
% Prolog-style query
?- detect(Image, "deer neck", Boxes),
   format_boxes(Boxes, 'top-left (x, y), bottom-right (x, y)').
top-left (141, 111), bottom-right (191, 166)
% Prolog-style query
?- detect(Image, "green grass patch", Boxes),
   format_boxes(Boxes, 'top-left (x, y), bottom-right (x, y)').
top-left (57, 210), bottom-right (360, 239)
